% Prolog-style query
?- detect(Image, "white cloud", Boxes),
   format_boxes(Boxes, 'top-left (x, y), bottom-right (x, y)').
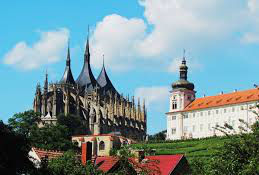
top-left (90, 0), bottom-right (254, 72)
top-left (90, 14), bottom-right (146, 71)
top-left (134, 86), bottom-right (170, 108)
top-left (241, 0), bottom-right (259, 44)
top-left (248, 0), bottom-right (259, 15)
top-left (168, 56), bottom-right (202, 73)
top-left (241, 32), bottom-right (259, 44)
top-left (3, 28), bottom-right (69, 70)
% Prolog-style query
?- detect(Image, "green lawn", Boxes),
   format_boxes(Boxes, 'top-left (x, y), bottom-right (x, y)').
top-left (131, 136), bottom-right (230, 164)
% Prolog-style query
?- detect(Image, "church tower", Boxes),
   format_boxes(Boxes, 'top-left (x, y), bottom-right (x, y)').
top-left (166, 51), bottom-right (195, 140)
top-left (170, 53), bottom-right (195, 112)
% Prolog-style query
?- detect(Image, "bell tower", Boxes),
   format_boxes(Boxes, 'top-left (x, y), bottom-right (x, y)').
top-left (169, 51), bottom-right (195, 112)
top-left (166, 51), bottom-right (196, 140)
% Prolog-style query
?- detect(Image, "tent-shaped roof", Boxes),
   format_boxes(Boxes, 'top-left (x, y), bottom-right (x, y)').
top-left (60, 46), bottom-right (75, 84)
top-left (76, 38), bottom-right (99, 93)
top-left (97, 64), bottom-right (119, 96)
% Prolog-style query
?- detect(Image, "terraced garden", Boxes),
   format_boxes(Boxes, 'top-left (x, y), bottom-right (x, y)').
top-left (131, 136), bottom-right (230, 164)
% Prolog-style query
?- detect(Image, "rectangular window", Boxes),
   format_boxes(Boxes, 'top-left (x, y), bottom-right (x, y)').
top-left (183, 115), bottom-right (188, 119)
top-left (184, 126), bottom-right (188, 132)
top-left (193, 113), bottom-right (195, 118)
top-left (224, 108), bottom-right (227, 113)
top-left (208, 123), bottom-right (211, 131)
top-left (172, 116), bottom-right (176, 120)
top-left (193, 125), bottom-right (196, 132)
top-left (208, 111), bottom-right (211, 116)
top-left (172, 128), bottom-right (176, 135)
top-left (200, 112), bottom-right (203, 117)
top-left (232, 107), bottom-right (235, 112)
top-left (216, 110), bottom-right (219, 114)
top-left (200, 124), bottom-right (203, 131)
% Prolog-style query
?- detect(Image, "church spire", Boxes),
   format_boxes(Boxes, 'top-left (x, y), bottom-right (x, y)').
top-left (97, 54), bottom-right (119, 96)
top-left (66, 39), bottom-right (71, 66)
top-left (179, 49), bottom-right (188, 80)
top-left (44, 70), bottom-right (48, 93)
top-left (102, 54), bottom-right (105, 67)
top-left (60, 41), bottom-right (75, 84)
top-left (76, 27), bottom-right (99, 92)
top-left (171, 49), bottom-right (195, 91)
top-left (84, 26), bottom-right (90, 62)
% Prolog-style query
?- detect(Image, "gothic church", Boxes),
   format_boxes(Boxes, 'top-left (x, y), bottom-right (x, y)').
top-left (33, 37), bottom-right (147, 141)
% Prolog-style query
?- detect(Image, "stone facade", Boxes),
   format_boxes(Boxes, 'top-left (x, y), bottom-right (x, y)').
top-left (33, 38), bottom-right (147, 141)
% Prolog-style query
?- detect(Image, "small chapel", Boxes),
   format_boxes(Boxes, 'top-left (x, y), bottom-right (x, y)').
top-left (33, 36), bottom-right (147, 141)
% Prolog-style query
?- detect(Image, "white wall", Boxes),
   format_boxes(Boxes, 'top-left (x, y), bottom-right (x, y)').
top-left (166, 101), bottom-right (258, 140)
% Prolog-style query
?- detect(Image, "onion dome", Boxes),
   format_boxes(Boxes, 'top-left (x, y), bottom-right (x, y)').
top-left (97, 57), bottom-right (119, 96)
top-left (76, 36), bottom-right (99, 93)
top-left (172, 53), bottom-right (195, 91)
top-left (60, 43), bottom-right (75, 84)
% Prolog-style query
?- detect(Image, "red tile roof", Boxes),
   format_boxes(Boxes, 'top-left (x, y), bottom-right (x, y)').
top-left (184, 88), bottom-right (259, 112)
top-left (32, 147), bottom-right (64, 160)
top-left (95, 156), bottom-right (119, 173)
top-left (144, 155), bottom-right (184, 175)
top-left (94, 154), bottom-right (185, 175)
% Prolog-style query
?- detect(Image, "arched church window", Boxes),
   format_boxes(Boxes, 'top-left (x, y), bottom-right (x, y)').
top-left (99, 141), bottom-right (105, 150)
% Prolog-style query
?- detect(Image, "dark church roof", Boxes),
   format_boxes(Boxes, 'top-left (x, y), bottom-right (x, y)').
top-left (60, 46), bottom-right (75, 84)
top-left (97, 60), bottom-right (119, 96)
top-left (76, 37), bottom-right (99, 93)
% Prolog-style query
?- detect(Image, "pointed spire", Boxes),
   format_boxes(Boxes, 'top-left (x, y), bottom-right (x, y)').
top-left (102, 54), bottom-right (105, 67)
top-left (60, 41), bottom-right (75, 84)
top-left (44, 70), bottom-right (48, 92)
top-left (84, 26), bottom-right (90, 62)
top-left (182, 49), bottom-right (186, 64)
top-left (76, 26), bottom-right (99, 91)
top-left (179, 49), bottom-right (188, 80)
top-left (66, 39), bottom-right (71, 66)
top-left (143, 99), bottom-right (146, 111)
top-left (97, 55), bottom-right (119, 96)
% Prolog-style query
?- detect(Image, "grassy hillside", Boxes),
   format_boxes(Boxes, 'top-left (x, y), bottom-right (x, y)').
top-left (131, 136), bottom-right (230, 163)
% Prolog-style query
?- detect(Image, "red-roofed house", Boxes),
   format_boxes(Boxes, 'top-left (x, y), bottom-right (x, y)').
top-left (166, 56), bottom-right (259, 140)
top-left (92, 154), bottom-right (189, 175)
top-left (29, 147), bottom-right (64, 168)
top-left (80, 142), bottom-right (189, 174)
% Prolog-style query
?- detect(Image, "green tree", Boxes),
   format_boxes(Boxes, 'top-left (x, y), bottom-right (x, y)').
top-left (0, 120), bottom-right (35, 175)
top-left (8, 110), bottom-right (85, 151)
top-left (57, 113), bottom-right (86, 136)
top-left (47, 150), bottom-right (103, 175)
top-left (208, 120), bottom-right (259, 175)
top-left (191, 104), bottom-right (259, 175)
top-left (30, 124), bottom-right (78, 151)
top-left (8, 110), bottom-right (40, 137)
top-left (148, 130), bottom-right (166, 141)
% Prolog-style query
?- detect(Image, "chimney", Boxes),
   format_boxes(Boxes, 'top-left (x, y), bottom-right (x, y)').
top-left (220, 91), bottom-right (224, 95)
top-left (203, 94), bottom-right (206, 97)
top-left (234, 89), bottom-right (237, 92)
top-left (81, 142), bottom-right (87, 165)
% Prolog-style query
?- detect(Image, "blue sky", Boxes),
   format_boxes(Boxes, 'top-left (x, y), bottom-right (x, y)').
top-left (0, 0), bottom-right (259, 134)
